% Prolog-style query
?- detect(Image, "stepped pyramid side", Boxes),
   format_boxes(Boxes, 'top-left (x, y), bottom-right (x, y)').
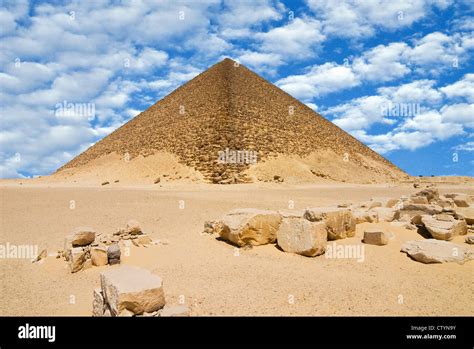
top-left (57, 58), bottom-right (406, 183)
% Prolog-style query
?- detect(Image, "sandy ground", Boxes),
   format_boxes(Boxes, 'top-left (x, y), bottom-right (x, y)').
top-left (0, 180), bottom-right (473, 316)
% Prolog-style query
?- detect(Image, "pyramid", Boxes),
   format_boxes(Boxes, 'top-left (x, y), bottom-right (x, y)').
top-left (56, 58), bottom-right (407, 184)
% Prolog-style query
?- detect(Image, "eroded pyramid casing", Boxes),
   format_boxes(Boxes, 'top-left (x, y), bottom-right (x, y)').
top-left (57, 58), bottom-right (406, 183)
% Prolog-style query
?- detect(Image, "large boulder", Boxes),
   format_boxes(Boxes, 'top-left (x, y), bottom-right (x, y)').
top-left (401, 240), bottom-right (474, 264)
top-left (100, 266), bottom-right (166, 316)
top-left (304, 207), bottom-right (356, 240)
top-left (421, 215), bottom-right (467, 240)
top-left (71, 227), bottom-right (96, 247)
top-left (216, 208), bottom-right (282, 246)
top-left (67, 247), bottom-right (87, 273)
top-left (276, 217), bottom-right (327, 257)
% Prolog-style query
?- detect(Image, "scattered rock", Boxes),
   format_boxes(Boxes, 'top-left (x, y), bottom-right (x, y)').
top-left (273, 175), bottom-right (284, 183)
top-left (421, 215), bottom-right (467, 241)
top-left (241, 243), bottom-right (253, 250)
top-left (401, 240), bottom-right (474, 264)
top-left (437, 196), bottom-right (455, 209)
top-left (465, 235), bottom-right (474, 244)
top-left (154, 177), bottom-right (161, 184)
top-left (216, 208), bottom-right (282, 246)
top-left (413, 188), bottom-right (439, 203)
top-left (363, 228), bottom-right (389, 246)
top-left (370, 197), bottom-right (400, 208)
top-left (203, 220), bottom-right (220, 234)
top-left (445, 193), bottom-right (472, 207)
top-left (159, 305), bottom-right (190, 317)
top-left (337, 203), bottom-right (350, 208)
top-left (125, 220), bottom-right (142, 235)
top-left (276, 217), bottom-right (327, 257)
top-left (122, 240), bottom-right (132, 248)
top-left (304, 207), bottom-right (356, 240)
top-left (101, 181), bottom-right (110, 186)
top-left (394, 203), bottom-right (443, 224)
top-left (137, 234), bottom-right (152, 246)
top-left (67, 247), bottom-right (87, 273)
top-left (413, 183), bottom-right (420, 188)
top-left (100, 266), bottom-right (166, 316)
top-left (107, 243), bottom-right (121, 265)
top-left (410, 196), bottom-right (429, 204)
top-left (91, 246), bottom-right (108, 266)
top-left (368, 200), bottom-right (382, 209)
top-left (372, 207), bottom-right (396, 222)
top-left (63, 235), bottom-right (73, 256)
top-left (400, 203), bottom-right (443, 215)
top-left (32, 249), bottom-right (47, 263)
top-left (435, 213), bottom-right (454, 221)
top-left (352, 208), bottom-right (378, 224)
top-left (83, 258), bottom-right (92, 270)
top-left (71, 227), bottom-right (96, 247)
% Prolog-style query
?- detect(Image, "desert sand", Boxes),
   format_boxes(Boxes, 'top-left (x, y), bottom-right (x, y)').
top-left (1, 179), bottom-right (473, 316)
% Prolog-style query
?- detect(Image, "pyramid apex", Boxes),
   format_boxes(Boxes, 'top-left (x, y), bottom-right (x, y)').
top-left (221, 57), bottom-right (237, 64)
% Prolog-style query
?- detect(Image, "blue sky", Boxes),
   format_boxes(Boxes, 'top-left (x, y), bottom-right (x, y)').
top-left (0, 0), bottom-right (473, 178)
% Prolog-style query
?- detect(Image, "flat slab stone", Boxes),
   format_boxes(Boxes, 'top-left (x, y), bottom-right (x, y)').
top-left (401, 240), bottom-right (474, 264)
top-left (421, 215), bottom-right (467, 240)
